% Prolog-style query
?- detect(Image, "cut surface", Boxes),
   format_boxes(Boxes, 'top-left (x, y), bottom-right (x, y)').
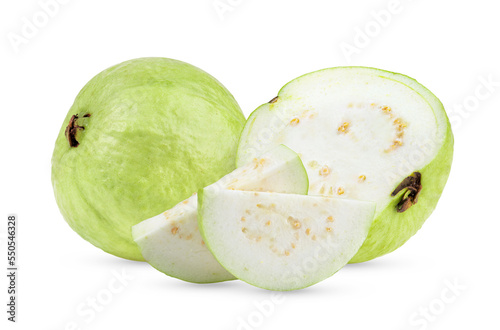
top-left (132, 145), bottom-right (308, 283)
top-left (237, 67), bottom-right (453, 262)
top-left (238, 67), bottom-right (442, 206)
top-left (198, 189), bottom-right (375, 291)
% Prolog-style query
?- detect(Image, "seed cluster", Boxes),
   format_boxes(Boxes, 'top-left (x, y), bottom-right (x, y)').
top-left (239, 205), bottom-right (336, 258)
top-left (252, 158), bottom-right (266, 169)
top-left (288, 216), bottom-right (302, 229)
top-left (318, 184), bottom-right (346, 196)
top-left (169, 224), bottom-right (195, 242)
top-left (338, 122), bottom-right (350, 134)
top-left (319, 165), bottom-right (331, 176)
top-left (287, 109), bottom-right (319, 128)
top-left (385, 117), bottom-right (408, 152)
top-left (369, 104), bottom-right (409, 152)
top-left (350, 102), bottom-right (409, 152)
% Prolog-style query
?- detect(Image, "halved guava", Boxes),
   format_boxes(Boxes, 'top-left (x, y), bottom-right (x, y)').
top-left (236, 67), bottom-right (453, 263)
top-left (198, 189), bottom-right (375, 290)
top-left (132, 145), bottom-right (308, 283)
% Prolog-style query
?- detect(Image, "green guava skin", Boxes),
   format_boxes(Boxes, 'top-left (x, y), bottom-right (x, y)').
top-left (350, 122), bottom-right (453, 263)
top-left (349, 74), bottom-right (454, 263)
top-left (51, 57), bottom-right (246, 261)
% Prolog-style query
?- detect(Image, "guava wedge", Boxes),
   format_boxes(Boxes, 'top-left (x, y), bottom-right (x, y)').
top-left (52, 57), bottom-right (246, 261)
top-left (132, 145), bottom-right (309, 283)
top-left (236, 67), bottom-right (454, 263)
top-left (198, 189), bottom-right (376, 290)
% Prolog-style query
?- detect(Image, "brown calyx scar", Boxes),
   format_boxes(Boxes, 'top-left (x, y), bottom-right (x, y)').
top-left (65, 113), bottom-right (91, 148)
top-left (268, 96), bottom-right (279, 104)
top-left (391, 172), bottom-right (422, 213)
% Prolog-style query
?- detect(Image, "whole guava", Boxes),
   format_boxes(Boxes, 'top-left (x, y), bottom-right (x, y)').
top-left (52, 57), bottom-right (245, 261)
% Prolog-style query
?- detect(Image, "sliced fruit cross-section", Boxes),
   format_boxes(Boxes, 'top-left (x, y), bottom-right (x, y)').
top-left (237, 67), bottom-right (453, 263)
top-left (198, 188), bottom-right (376, 291)
top-left (132, 145), bottom-right (308, 283)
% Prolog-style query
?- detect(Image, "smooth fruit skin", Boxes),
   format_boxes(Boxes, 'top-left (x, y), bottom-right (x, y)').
top-left (52, 57), bottom-right (245, 261)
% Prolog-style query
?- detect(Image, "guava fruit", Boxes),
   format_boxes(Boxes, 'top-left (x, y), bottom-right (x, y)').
top-left (132, 145), bottom-right (309, 283)
top-left (51, 57), bottom-right (246, 261)
top-left (198, 189), bottom-right (376, 290)
top-left (236, 67), bottom-right (454, 263)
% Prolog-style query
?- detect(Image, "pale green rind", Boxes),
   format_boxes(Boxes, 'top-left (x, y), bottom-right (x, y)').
top-left (349, 69), bottom-right (454, 262)
top-left (196, 188), bottom-right (229, 282)
top-left (235, 103), bottom-right (271, 167)
top-left (52, 58), bottom-right (245, 260)
top-left (258, 144), bottom-right (309, 196)
top-left (350, 114), bottom-right (453, 262)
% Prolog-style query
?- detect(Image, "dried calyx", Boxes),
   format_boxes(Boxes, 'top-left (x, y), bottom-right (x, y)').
top-left (391, 172), bottom-right (422, 213)
top-left (268, 96), bottom-right (279, 104)
top-left (65, 113), bottom-right (90, 148)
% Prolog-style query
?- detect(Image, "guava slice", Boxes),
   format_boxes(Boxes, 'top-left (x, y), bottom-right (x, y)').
top-left (52, 57), bottom-right (246, 261)
top-left (198, 188), bottom-right (375, 290)
top-left (236, 67), bottom-right (453, 263)
top-left (132, 145), bottom-right (309, 283)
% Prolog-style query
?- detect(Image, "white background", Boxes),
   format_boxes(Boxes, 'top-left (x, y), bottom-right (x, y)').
top-left (1, 0), bottom-right (499, 329)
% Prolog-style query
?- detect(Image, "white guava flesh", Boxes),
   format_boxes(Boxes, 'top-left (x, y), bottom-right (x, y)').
top-left (198, 189), bottom-right (375, 291)
top-left (132, 145), bottom-right (308, 283)
top-left (237, 67), bottom-right (453, 263)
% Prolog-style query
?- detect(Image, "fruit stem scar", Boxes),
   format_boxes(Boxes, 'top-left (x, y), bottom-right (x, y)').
top-left (268, 96), bottom-right (279, 104)
top-left (65, 113), bottom-right (91, 148)
top-left (391, 172), bottom-right (422, 213)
